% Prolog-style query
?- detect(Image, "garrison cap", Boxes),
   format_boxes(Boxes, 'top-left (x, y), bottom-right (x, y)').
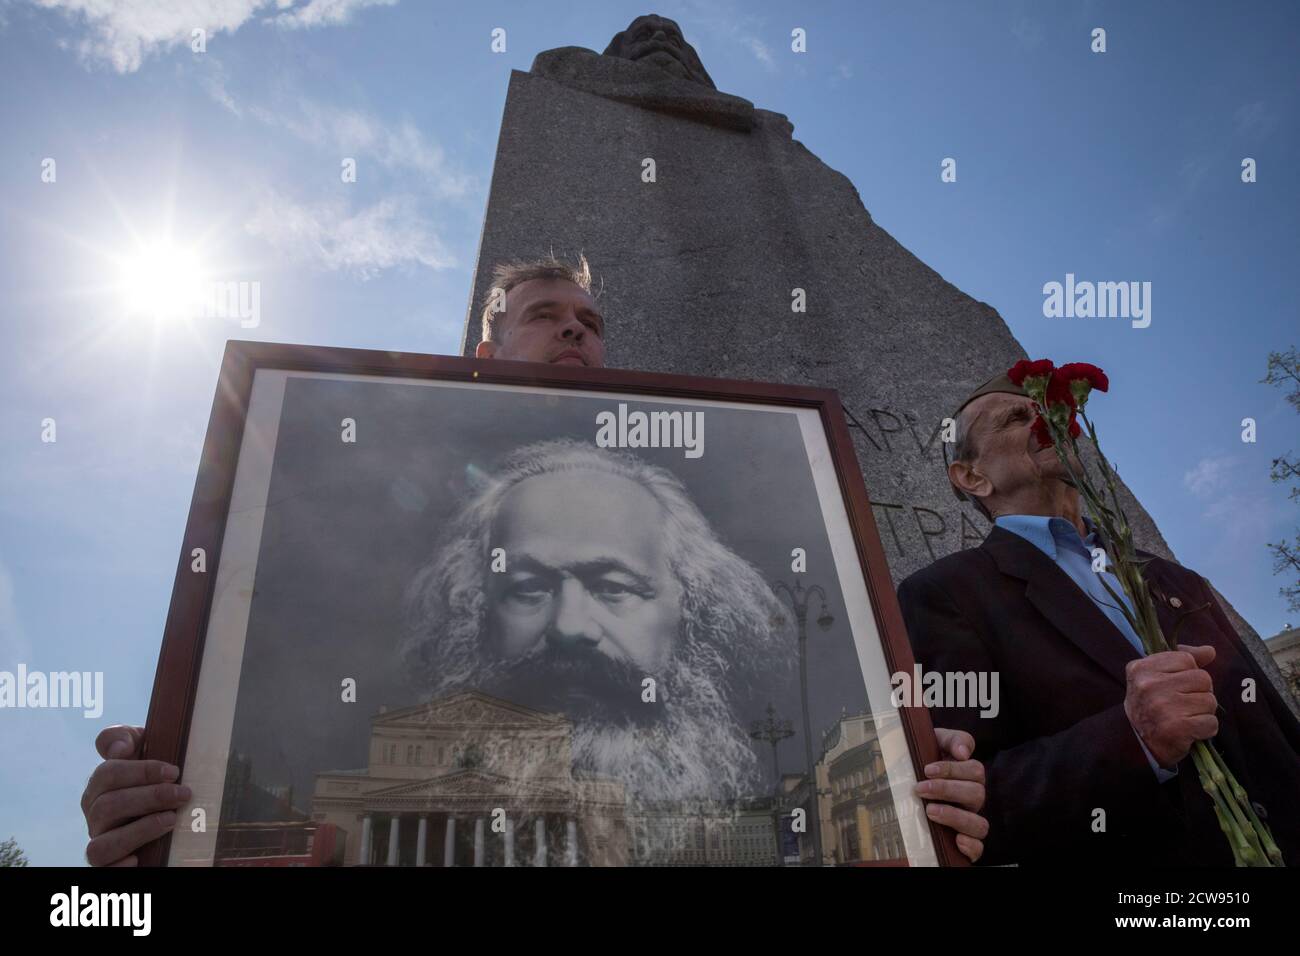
top-left (947, 372), bottom-right (1029, 502)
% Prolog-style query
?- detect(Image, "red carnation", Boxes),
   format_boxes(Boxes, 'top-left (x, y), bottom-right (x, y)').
top-left (1068, 415), bottom-right (1081, 439)
top-left (1031, 415), bottom-right (1053, 448)
top-left (1008, 359), bottom-right (1055, 387)
top-left (1045, 372), bottom-right (1078, 410)
top-left (1057, 362), bottom-right (1109, 393)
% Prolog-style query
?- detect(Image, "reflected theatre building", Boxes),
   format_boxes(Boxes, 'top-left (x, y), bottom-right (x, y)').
top-left (311, 691), bottom-right (626, 866)
top-left (309, 690), bottom-right (780, 866)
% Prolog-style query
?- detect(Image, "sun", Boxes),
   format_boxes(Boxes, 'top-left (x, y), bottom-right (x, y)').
top-left (116, 240), bottom-right (208, 321)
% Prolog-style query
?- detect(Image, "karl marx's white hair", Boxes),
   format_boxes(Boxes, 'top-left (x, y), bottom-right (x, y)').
top-left (401, 438), bottom-right (796, 803)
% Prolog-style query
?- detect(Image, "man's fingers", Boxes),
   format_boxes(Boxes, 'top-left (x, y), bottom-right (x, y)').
top-left (1187, 714), bottom-right (1220, 741)
top-left (82, 759), bottom-right (179, 818)
top-left (1163, 668), bottom-right (1214, 694)
top-left (1139, 647), bottom-right (1216, 675)
top-left (925, 802), bottom-right (990, 840)
top-left (914, 777), bottom-right (985, 812)
top-left (924, 758), bottom-right (986, 785)
top-left (81, 760), bottom-right (180, 823)
top-left (1174, 692), bottom-right (1218, 718)
top-left (954, 833), bottom-right (984, 863)
top-left (85, 811), bottom-right (177, 868)
top-left (86, 780), bottom-right (191, 838)
top-left (933, 727), bottom-right (975, 761)
top-left (95, 725), bottom-right (145, 761)
top-left (1136, 650), bottom-right (1198, 674)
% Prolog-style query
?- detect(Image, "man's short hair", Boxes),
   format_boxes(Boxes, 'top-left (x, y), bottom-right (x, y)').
top-left (952, 403), bottom-right (979, 465)
top-left (479, 254), bottom-right (594, 344)
top-left (950, 403), bottom-right (993, 521)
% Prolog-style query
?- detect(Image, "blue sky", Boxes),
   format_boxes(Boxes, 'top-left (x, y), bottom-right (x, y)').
top-left (0, 0), bottom-right (1296, 865)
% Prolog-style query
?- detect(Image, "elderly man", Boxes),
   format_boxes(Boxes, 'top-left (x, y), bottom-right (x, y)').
top-left (82, 256), bottom-right (988, 865)
top-left (898, 372), bottom-right (1300, 865)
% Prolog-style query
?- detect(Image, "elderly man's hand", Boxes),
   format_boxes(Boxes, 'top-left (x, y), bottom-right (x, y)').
top-left (81, 725), bottom-right (189, 867)
top-left (913, 727), bottom-right (988, 863)
top-left (1124, 644), bottom-right (1219, 768)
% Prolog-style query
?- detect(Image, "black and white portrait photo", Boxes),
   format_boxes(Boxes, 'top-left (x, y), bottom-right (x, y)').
top-left (162, 356), bottom-right (938, 867)
top-left (402, 436), bottom-right (794, 807)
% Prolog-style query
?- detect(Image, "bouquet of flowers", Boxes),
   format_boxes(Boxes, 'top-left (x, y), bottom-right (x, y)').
top-left (1008, 358), bottom-right (1283, 867)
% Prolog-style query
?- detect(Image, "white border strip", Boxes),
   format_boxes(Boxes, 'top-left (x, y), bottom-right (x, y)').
top-left (169, 371), bottom-right (286, 865)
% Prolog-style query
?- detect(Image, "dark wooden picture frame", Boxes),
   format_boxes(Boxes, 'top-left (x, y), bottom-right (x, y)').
top-left (139, 339), bottom-right (966, 867)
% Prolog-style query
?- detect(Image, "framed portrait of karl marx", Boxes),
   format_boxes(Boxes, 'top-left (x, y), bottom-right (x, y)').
top-left (141, 340), bottom-right (963, 867)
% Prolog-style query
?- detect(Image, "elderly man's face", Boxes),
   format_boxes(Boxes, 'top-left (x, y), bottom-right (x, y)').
top-left (486, 469), bottom-right (683, 674)
top-left (964, 392), bottom-right (1076, 502)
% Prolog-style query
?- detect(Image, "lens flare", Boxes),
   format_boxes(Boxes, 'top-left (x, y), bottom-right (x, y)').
top-left (117, 241), bottom-right (207, 320)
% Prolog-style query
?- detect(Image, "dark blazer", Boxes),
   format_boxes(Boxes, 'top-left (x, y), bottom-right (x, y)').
top-left (897, 525), bottom-right (1300, 866)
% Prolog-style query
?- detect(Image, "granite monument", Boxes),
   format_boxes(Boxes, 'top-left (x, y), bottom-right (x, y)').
top-left (458, 14), bottom-right (1292, 708)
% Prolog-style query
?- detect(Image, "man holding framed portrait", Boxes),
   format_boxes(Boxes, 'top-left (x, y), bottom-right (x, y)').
top-left (81, 256), bottom-right (987, 867)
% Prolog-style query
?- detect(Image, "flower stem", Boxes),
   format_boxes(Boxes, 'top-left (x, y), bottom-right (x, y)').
top-left (1202, 741), bottom-right (1284, 866)
top-left (1190, 743), bottom-right (1259, 865)
top-left (1029, 387), bottom-right (1284, 866)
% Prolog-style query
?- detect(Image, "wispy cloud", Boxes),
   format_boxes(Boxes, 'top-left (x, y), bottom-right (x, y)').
top-left (1145, 101), bottom-right (1279, 232)
top-left (743, 35), bottom-right (774, 70)
top-left (198, 63), bottom-right (475, 199)
top-left (677, 0), bottom-right (777, 74)
top-left (1201, 491), bottom-right (1282, 559)
top-left (1144, 147), bottom-right (1217, 233)
top-left (198, 66), bottom-right (472, 277)
top-left (1178, 154), bottom-right (1213, 189)
top-left (1184, 455), bottom-right (1235, 497)
top-left (244, 193), bottom-right (455, 278)
top-left (1011, 16), bottom-right (1044, 50)
top-left (1234, 101), bottom-right (1278, 139)
top-left (246, 98), bottom-right (473, 198)
top-left (32, 0), bottom-right (395, 73)
top-left (200, 57), bottom-right (243, 116)
top-left (272, 0), bottom-right (395, 30)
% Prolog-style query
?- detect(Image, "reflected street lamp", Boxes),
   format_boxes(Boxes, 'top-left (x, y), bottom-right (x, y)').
top-left (772, 578), bottom-right (834, 866)
top-left (750, 702), bottom-right (794, 866)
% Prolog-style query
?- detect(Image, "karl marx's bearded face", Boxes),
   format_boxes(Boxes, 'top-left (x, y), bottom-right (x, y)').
top-left (403, 440), bottom-right (793, 805)
top-left (603, 14), bottom-right (716, 89)
top-left (487, 469), bottom-right (684, 683)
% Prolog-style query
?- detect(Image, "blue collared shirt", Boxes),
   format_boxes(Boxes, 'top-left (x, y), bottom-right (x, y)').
top-left (995, 514), bottom-right (1177, 782)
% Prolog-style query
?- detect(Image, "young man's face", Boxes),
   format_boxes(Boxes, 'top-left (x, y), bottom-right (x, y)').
top-left (475, 277), bottom-right (606, 368)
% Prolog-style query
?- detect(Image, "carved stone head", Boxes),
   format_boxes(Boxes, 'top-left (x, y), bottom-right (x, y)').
top-left (603, 14), bottom-right (716, 89)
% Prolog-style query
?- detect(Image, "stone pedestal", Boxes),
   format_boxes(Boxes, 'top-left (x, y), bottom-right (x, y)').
top-left (457, 35), bottom-right (1289, 705)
